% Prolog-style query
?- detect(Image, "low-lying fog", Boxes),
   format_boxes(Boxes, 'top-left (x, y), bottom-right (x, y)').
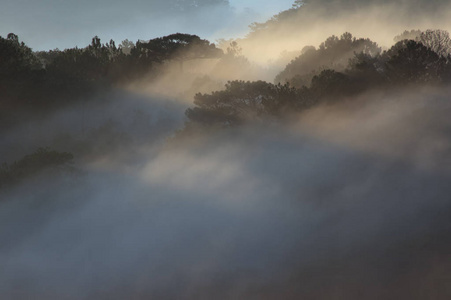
top-left (1, 85), bottom-right (451, 299)
top-left (2, 1), bottom-right (451, 298)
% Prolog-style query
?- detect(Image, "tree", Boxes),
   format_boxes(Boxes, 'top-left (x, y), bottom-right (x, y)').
top-left (0, 33), bottom-right (44, 115)
top-left (383, 40), bottom-right (446, 84)
top-left (132, 33), bottom-right (223, 70)
top-left (185, 80), bottom-right (314, 126)
top-left (45, 36), bottom-right (125, 84)
top-left (0, 148), bottom-right (74, 189)
top-left (419, 29), bottom-right (451, 58)
top-left (275, 33), bottom-right (380, 87)
top-left (346, 52), bottom-right (385, 89)
top-left (394, 29), bottom-right (421, 43)
top-left (310, 69), bottom-right (353, 101)
top-left (0, 33), bottom-right (41, 78)
top-left (226, 41), bottom-right (242, 57)
top-left (185, 81), bottom-right (271, 126)
top-left (393, 29), bottom-right (451, 58)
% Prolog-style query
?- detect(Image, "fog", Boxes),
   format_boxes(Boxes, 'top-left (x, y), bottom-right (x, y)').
top-left (2, 0), bottom-right (451, 298)
top-left (236, 0), bottom-right (451, 65)
top-left (1, 86), bottom-right (451, 298)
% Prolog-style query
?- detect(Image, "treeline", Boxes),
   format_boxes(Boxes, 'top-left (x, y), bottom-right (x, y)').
top-left (0, 148), bottom-right (74, 190)
top-left (0, 33), bottom-right (222, 129)
top-left (3, 29), bottom-right (451, 187)
top-left (185, 30), bottom-right (451, 127)
top-left (3, 29), bottom-right (451, 131)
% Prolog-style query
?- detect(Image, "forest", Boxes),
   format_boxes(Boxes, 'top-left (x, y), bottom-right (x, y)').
top-left (2, 28), bottom-right (451, 166)
top-left (2, 1), bottom-right (451, 299)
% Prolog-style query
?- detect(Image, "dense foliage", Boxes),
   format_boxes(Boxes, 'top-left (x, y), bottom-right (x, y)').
top-left (2, 3), bottom-right (451, 297)
top-left (186, 30), bottom-right (451, 127)
top-left (0, 33), bottom-right (223, 130)
top-left (185, 80), bottom-right (309, 126)
top-left (0, 148), bottom-right (74, 189)
top-left (3, 29), bottom-right (451, 131)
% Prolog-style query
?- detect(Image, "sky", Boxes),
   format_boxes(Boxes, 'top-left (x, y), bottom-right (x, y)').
top-left (0, 0), bottom-right (294, 51)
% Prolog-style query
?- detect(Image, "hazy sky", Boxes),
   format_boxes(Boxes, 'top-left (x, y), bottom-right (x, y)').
top-left (0, 0), bottom-right (294, 50)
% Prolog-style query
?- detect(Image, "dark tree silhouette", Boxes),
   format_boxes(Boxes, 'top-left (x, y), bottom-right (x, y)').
top-left (346, 52), bottom-right (385, 90)
top-left (0, 148), bottom-right (74, 189)
top-left (383, 40), bottom-right (446, 84)
top-left (185, 81), bottom-right (271, 126)
top-left (0, 33), bottom-right (41, 77)
top-left (4, 29), bottom-right (451, 134)
top-left (132, 33), bottom-right (223, 71)
top-left (310, 69), bottom-right (352, 100)
top-left (393, 29), bottom-right (451, 58)
top-left (0, 33), bottom-right (45, 125)
top-left (185, 80), bottom-right (315, 126)
top-left (275, 33), bottom-right (380, 88)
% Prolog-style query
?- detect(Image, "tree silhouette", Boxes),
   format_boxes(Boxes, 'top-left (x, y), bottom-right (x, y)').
top-left (419, 29), bottom-right (451, 58)
top-left (132, 33), bottom-right (223, 71)
top-left (185, 81), bottom-right (271, 126)
top-left (0, 33), bottom-right (40, 78)
top-left (275, 33), bottom-right (380, 88)
top-left (185, 80), bottom-right (314, 126)
top-left (0, 148), bottom-right (74, 189)
top-left (383, 40), bottom-right (446, 84)
top-left (310, 69), bottom-right (352, 100)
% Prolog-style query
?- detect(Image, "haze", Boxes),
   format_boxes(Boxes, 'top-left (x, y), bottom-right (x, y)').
top-left (1, 0), bottom-right (451, 299)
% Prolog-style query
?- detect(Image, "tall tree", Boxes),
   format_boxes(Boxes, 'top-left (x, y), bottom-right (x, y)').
top-left (275, 33), bottom-right (380, 87)
top-left (132, 33), bottom-right (223, 70)
top-left (419, 29), bottom-right (451, 58)
top-left (383, 40), bottom-right (446, 84)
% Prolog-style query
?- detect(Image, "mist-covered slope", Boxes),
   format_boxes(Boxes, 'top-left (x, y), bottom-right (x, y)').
top-left (2, 1), bottom-right (451, 299)
top-left (2, 89), bottom-right (451, 299)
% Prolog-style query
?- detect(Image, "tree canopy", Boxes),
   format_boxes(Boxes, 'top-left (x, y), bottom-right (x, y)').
top-left (275, 33), bottom-right (380, 88)
top-left (0, 32), bottom-right (223, 130)
top-left (185, 30), bottom-right (451, 129)
top-left (2, 29), bottom-right (451, 133)
top-left (132, 33), bottom-right (223, 63)
top-left (0, 148), bottom-right (74, 189)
